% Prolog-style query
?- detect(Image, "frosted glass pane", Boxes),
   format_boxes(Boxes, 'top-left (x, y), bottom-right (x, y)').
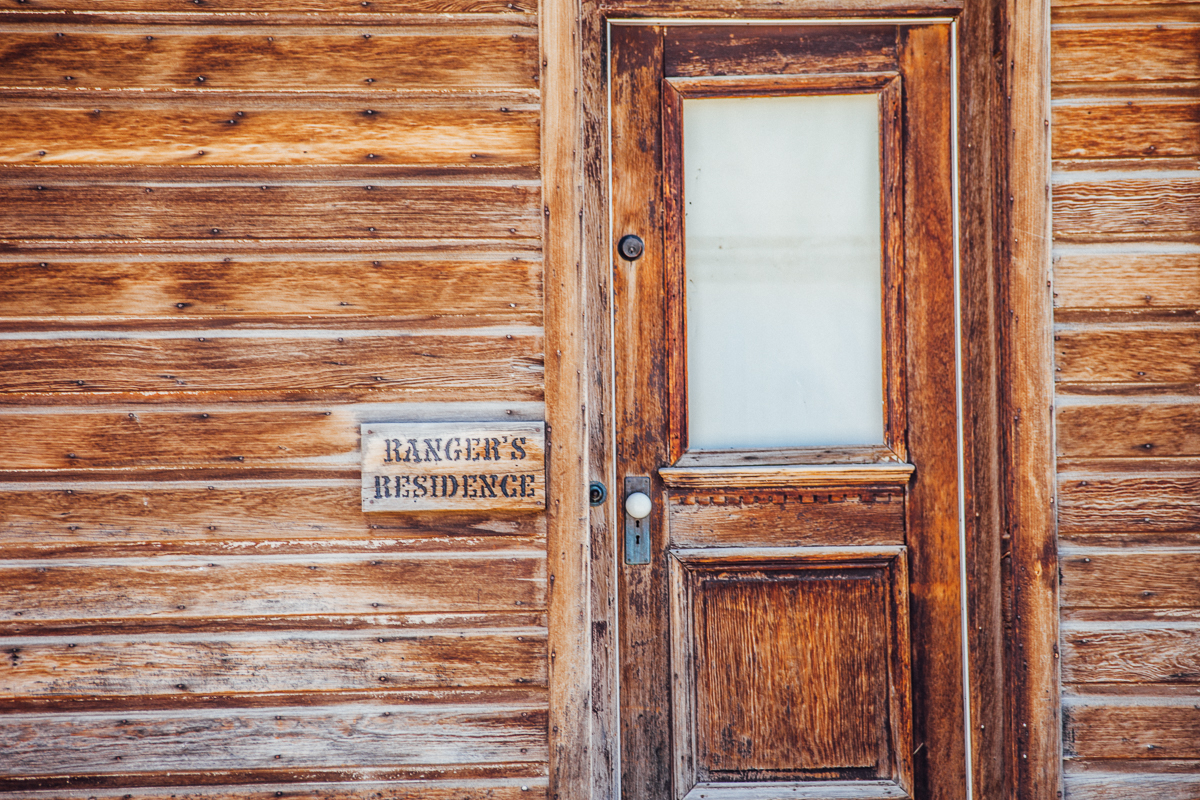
top-left (684, 93), bottom-right (884, 450)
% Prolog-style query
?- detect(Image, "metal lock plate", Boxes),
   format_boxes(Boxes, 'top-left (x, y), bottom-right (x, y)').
top-left (623, 475), bottom-right (652, 565)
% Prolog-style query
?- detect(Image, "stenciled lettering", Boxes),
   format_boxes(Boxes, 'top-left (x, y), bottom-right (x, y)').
top-left (510, 437), bottom-right (526, 460)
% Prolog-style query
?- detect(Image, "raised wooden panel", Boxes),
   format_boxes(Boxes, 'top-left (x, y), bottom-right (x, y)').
top-left (670, 547), bottom-right (911, 796)
top-left (1055, 325), bottom-right (1200, 384)
top-left (0, 256), bottom-right (541, 323)
top-left (1053, 177), bottom-right (1200, 243)
top-left (1058, 473), bottom-right (1200, 534)
top-left (1057, 402), bottom-right (1200, 457)
top-left (0, 29), bottom-right (538, 92)
top-left (1052, 26), bottom-right (1200, 83)
top-left (698, 571), bottom-right (885, 773)
top-left (1053, 101), bottom-right (1200, 160)
top-left (0, 181), bottom-right (541, 241)
top-left (0, 106), bottom-right (540, 167)
top-left (667, 490), bottom-right (905, 548)
top-left (1053, 253), bottom-right (1200, 309)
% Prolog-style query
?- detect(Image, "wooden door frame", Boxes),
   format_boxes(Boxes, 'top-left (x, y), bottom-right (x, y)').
top-left (541, 0), bottom-right (1057, 798)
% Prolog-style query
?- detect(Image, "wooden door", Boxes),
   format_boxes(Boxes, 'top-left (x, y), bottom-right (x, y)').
top-left (611, 22), bottom-right (966, 800)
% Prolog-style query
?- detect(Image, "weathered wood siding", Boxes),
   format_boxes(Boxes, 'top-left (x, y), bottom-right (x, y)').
top-left (1053, 1), bottom-right (1200, 796)
top-left (0, 2), bottom-right (548, 797)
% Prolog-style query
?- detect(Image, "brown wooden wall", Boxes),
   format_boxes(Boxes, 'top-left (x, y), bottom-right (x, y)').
top-left (1052, 0), bottom-right (1200, 796)
top-left (0, 2), bottom-right (549, 797)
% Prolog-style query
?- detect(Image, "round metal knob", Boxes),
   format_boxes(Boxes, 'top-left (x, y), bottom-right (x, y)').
top-left (618, 234), bottom-right (645, 261)
top-left (625, 491), bottom-right (652, 520)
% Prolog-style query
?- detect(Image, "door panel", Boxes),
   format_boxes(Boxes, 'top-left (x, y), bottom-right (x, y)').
top-left (611, 22), bottom-right (963, 800)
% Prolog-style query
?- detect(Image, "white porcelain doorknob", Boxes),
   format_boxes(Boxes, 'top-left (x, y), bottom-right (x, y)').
top-left (625, 491), bottom-right (652, 520)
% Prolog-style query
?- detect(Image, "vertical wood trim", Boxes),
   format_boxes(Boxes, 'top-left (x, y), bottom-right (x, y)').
top-left (956, 0), bottom-right (1008, 795)
top-left (1005, 0), bottom-right (1060, 792)
top-left (582, 5), bottom-right (620, 800)
top-left (542, 1), bottom-right (593, 798)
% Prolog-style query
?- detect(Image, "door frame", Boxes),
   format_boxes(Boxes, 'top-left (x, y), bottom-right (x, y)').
top-left (540, 0), bottom-right (1057, 797)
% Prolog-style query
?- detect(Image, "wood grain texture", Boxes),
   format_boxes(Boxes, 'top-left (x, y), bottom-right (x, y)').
top-left (539, 1), bottom-right (591, 799)
top-left (0, 409), bottom-right (358, 470)
top-left (1061, 623), bottom-right (1200, 683)
top-left (1058, 472), bottom-right (1200, 534)
top-left (1055, 325), bottom-right (1200, 383)
top-left (1064, 770), bottom-right (1200, 800)
top-left (0, 107), bottom-right (539, 167)
top-left (1057, 402), bottom-right (1200, 457)
top-left (0, 30), bottom-right (537, 91)
top-left (1053, 177), bottom-right (1200, 242)
top-left (1061, 550), bottom-right (1200, 608)
top-left (663, 25), bottom-right (899, 79)
top-left (0, 628), bottom-right (546, 698)
top-left (611, 24), bottom-right (671, 800)
top-left (0, 256), bottom-right (541, 322)
top-left (667, 492), bottom-right (905, 548)
top-left (1064, 699), bottom-right (1200, 759)
top-left (1010, 0), bottom-right (1058, 793)
top-left (0, 481), bottom-right (546, 553)
top-left (579, 0), bottom-right (618, 796)
top-left (603, 0), bottom-right (961, 15)
top-left (0, 553), bottom-right (546, 623)
top-left (897, 24), bottom-right (969, 798)
top-left (0, 703), bottom-right (548, 776)
top-left (695, 570), bottom-right (890, 776)
top-left (1053, 100), bottom-right (1200, 159)
top-left (0, 779), bottom-right (548, 800)
top-left (1053, 252), bottom-right (1200, 309)
top-left (0, 182), bottom-right (541, 240)
top-left (1052, 25), bottom-right (1200, 83)
top-left (0, 333), bottom-right (543, 396)
top-left (0, 0), bottom-right (535, 10)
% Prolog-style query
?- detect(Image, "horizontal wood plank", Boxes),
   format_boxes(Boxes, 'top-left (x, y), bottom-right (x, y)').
top-left (1058, 473), bottom-right (1200, 534)
top-left (1053, 100), bottom-right (1200, 159)
top-left (663, 25), bottom-right (898, 78)
top-left (0, 107), bottom-right (539, 167)
top-left (1052, 26), bottom-right (1200, 83)
top-left (1065, 699), bottom-right (1200, 759)
top-left (1065, 771), bottom-right (1200, 800)
top-left (0, 257), bottom-right (541, 321)
top-left (1054, 177), bottom-right (1200, 242)
top-left (0, 628), bottom-right (546, 698)
top-left (0, 30), bottom-right (537, 91)
top-left (0, 553), bottom-right (546, 622)
top-left (0, 182), bottom-right (541, 240)
top-left (1054, 252), bottom-right (1200, 308)
top-left (0, 0), bottom-right (535, 10)
top-left (0, 333), bottom-right (543, 395)
top-left (1055, 325), bottom-right (1200, 383)
top-left (0, 780), bottom-right (547, 800)
top-left (1057, 402), bottom-right (1200, 457)
top-left (1061, 623), bottom-right (1200, 684)
top-left (1061, 549), bottom-right (1200, 608)
top-left (667, 492), bottom-right (905, 548)
top-left (0, 481), bottom-right (546, 547)
top-left (0, 702), bottom-right (548, 776)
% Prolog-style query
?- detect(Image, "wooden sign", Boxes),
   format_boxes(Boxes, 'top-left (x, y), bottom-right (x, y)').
top-left (361, 422), bottom-right (545, 512)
